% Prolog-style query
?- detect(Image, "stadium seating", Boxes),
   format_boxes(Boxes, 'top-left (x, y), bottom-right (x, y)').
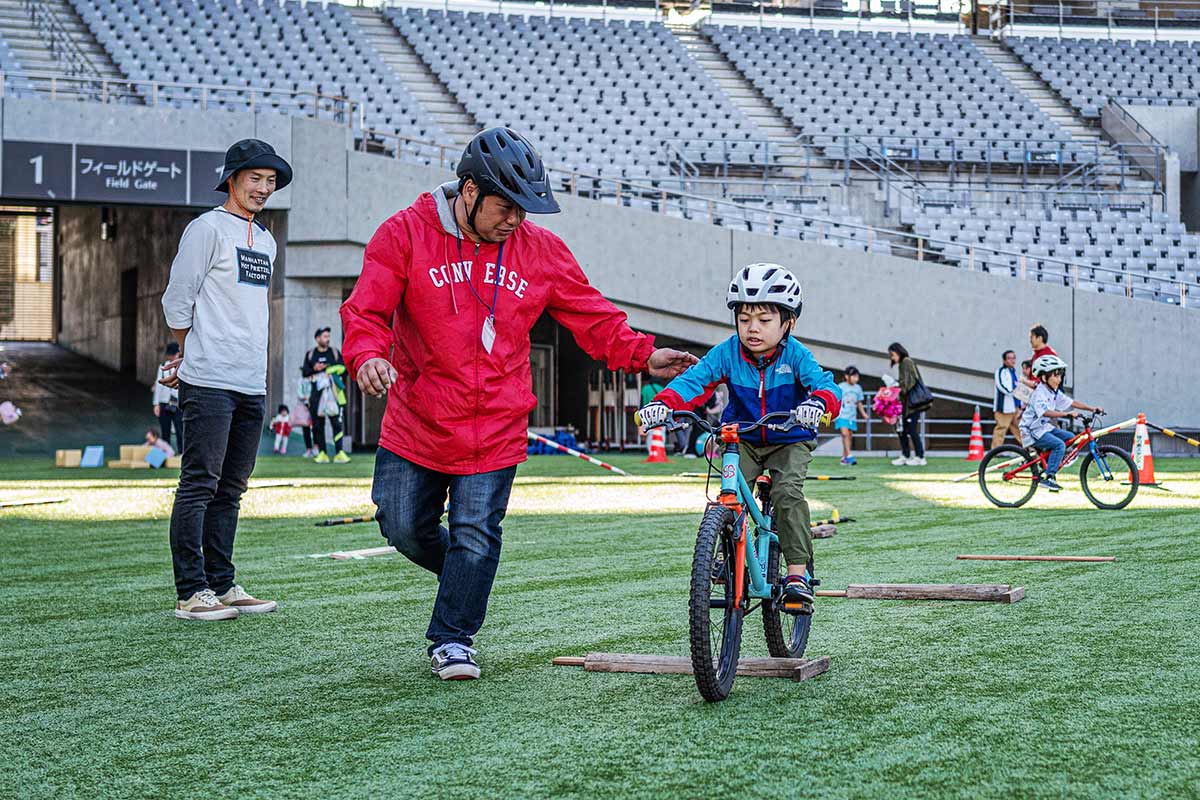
top-left (1009, 37), bottom-right (1200, 119)
top-left (68, 0), bottom-right (444, 142)
top-left (706, 26), bottom-right (1091, 165)
top-left (0, 34), bottom-right (36, 97)
top-left (385, 8), bottom-right (768, 177)
top-left (910, 204), bottom-right (1199, 302)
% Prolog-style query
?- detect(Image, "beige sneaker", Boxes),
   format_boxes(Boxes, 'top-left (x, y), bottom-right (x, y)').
top-left (175, 589), bottom-right (239, 621)
top-left (216, 585), bottom-right (277, 614)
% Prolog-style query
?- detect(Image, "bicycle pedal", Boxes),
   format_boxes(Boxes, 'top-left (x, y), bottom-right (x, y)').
top-left (779, 599), bottom-right (814, 616)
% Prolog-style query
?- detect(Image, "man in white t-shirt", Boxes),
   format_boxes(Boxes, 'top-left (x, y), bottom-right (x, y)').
top-left (160, 139), bottom-right (291, 621)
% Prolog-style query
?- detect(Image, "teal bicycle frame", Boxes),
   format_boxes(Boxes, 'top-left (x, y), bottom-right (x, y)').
top-left (719, 445), bottom-right (778, 602)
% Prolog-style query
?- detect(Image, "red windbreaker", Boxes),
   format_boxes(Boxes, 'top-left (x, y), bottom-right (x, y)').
top-left (340, 186), bottom-right (656, 475)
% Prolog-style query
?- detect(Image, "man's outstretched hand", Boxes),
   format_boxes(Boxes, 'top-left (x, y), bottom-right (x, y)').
top-left (357, 357), bottom-right (398, 398)
top-left (647, 348), bottom-right (699, 380)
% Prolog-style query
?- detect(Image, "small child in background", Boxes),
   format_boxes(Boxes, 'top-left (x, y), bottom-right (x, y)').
top-left (271, 405), bottom-right (292, 455)
top-left (834, 366), bottom-right (868, 465)
top-left (145, 429), bottom-right (175, 458)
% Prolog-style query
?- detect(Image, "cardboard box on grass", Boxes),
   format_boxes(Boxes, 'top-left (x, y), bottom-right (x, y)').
top-left (56, 449), bottom-right (83, 468)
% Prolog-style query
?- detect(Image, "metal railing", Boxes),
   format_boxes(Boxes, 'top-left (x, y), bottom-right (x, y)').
top-left (661, 133), bottom-right (1167, 215)
top-left (993, 0), bottom-right (1200, 35)
top-left (357, 128), bottom-right (1199, 307)
top-left (1102, 99), bottom-right (1171, 187)
top-left (0, 71), bottom-right (363, 127)
top-left (831, 390), bottom-right (992, 451)
top-left (24, 0), bottom-right (101, 80)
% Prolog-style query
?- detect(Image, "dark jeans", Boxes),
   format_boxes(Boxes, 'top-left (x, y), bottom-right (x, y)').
top-left (1034, 428), bottom-right (1074, 476)
top-left (308, 396), bottom-right (344, 455)
top-left (301, 426), bottom-right (313, 451)
top-left (158, 403), bottom-right (184, 452)
top-left (372, 447), bottom-right (517, 652)
top-left (169, 381), bottom-right (265, 599)
top-left (898, 410), bottom-right (925, 458)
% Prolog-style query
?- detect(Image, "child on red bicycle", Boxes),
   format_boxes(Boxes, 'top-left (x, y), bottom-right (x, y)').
top-left (1019, 355), bottom-right (1104, 492)
top-left (637, 264), bottom-right (841, 606)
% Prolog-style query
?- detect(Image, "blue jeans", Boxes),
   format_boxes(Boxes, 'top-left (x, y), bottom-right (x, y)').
top-left (1034, 428), bottom-right (1074, 477)
top-left (372, 447), bottom-right (517, 653)
top-left (169, 382), bottom-right (264, 599)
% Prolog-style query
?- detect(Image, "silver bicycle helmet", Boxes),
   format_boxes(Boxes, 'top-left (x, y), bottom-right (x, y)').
top-left (726, 263), bottom-right (803, 318)
top-left (1031, 354), bottom-right (1069, 377)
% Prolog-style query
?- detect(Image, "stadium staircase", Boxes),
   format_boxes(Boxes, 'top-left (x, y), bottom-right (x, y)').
top-left (973, 35), bottom-right (1160, 197)
top-left (0, 0), bottom-right (124, 93)
top-left (346, 6), bottom-right (479, 148)
top-left (668, 22), bottom-right (822, 180)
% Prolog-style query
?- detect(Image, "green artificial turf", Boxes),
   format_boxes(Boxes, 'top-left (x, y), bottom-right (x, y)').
top-left (2, 453), bottom-right (1198, 799)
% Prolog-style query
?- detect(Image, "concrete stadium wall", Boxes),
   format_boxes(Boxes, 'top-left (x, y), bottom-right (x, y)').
top-left (56, 204), bottom-right (286, 388)
top-left (7, 100), bottom-right (1200, 427)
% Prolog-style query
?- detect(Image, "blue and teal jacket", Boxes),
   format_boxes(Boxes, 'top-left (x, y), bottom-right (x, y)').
top-left (656, 335), bottom-right (842, 445)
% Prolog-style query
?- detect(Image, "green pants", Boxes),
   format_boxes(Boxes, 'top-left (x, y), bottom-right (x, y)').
top-left (738, 440), bottom-right (815, 566)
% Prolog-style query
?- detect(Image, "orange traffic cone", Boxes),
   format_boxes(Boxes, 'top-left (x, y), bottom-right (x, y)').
top-left (1132, 413), bottom-right (1160, 487)
top-left (966, 406), bottom-right (985, 461)
top-left (645, 426), bottom-right (670, 463)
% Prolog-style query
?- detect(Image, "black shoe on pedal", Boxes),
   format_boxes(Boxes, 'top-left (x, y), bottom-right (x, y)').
top-left (779, 574), bottom-right (814, 615)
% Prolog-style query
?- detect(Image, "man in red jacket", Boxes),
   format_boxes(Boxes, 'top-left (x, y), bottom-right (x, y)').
top-left (340, 128), bottom-right (697, 680)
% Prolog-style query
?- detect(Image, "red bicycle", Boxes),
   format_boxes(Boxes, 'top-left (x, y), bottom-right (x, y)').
top-left (978, 412), bottom-right (1139, 510)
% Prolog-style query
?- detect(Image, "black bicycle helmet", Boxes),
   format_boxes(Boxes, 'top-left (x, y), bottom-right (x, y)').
top-left (456, 127), bottom-right (560, 216)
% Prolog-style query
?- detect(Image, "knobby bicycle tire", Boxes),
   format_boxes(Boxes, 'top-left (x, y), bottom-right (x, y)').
top-left (689, 505), bottom-right (743, 702)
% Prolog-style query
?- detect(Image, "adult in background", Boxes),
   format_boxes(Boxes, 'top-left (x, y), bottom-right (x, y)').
top-left (888, 342), bottom-right (927, 466)
top-left (991, 349), bottom-right (1023, 449)
top-left (340, 127), bottom-right (697, 680)
top-left (153, 342), bottom-right (184, 453)
top-left (1026, 324), bottom-right (1057, 385)
top-left (160, 138), bottom-right (291, 621)
top-left (301, 326), bottom-right (350, 463)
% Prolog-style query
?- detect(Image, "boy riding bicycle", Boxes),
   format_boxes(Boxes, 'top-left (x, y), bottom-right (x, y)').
top-left (638, 263), bottom-right (841, 606)
top-left (1020, 354), bottom-right (1104, 492)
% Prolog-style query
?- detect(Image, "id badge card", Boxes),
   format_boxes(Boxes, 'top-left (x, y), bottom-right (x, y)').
top-left (481, 315), bottom-right (496, 354)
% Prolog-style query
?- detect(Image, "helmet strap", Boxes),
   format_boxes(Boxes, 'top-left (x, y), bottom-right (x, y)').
top-left (459, 181), bottom-right (498, 245)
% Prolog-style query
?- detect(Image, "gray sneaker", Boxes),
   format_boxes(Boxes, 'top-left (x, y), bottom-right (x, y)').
top-left (430, 642), bottom-right (481, 681)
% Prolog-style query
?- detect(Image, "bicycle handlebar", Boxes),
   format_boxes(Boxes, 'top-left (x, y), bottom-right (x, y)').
top-left (662, 409), bottom-right (799, 435)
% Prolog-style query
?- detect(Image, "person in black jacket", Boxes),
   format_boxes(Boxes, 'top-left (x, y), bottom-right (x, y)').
top-left (302, 326), bottom-right (349, 463)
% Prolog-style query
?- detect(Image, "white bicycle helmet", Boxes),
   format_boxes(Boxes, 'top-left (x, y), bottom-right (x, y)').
top-left (726, 263), bottom-right (803, 318)
top-left (1032, 354), bottom-right (1069, 377)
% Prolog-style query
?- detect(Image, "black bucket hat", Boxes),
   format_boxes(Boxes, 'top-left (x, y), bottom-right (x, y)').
top-left (215, 139), bottom-right (293, 193)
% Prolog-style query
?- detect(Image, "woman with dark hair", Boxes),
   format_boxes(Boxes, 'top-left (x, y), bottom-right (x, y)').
top-left (888, 342), bottom-right (926, 466)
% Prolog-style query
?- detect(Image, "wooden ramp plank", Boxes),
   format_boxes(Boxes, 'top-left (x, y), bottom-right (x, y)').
top-left (811, 524), bottom-right (836, 539)
top-left (957, 554), bottom-right (1115, 563)
top-left (845, 583), bottom-right (1019, 602)
top-left (0, 497), bottom-right (67, 509)
top-left (328, 546), bottom-right (395, 560)
top-left (564, 652), bottom-right (830, 680)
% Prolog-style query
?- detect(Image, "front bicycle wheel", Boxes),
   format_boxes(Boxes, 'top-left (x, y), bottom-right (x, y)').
top-left (762, 539), bottom-right (811, 659)
top-left (689, 505), bottom-right (743, 702)
top-left (979, 445), bottom-right (1039, 508)
top-left (1079, 445), bottom-right (1139, 510)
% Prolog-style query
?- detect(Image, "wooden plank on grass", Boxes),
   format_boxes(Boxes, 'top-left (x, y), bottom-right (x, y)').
top-left (1001, 587), bottom-right (1026, 604)
top-left (811, 524), bottom-right (836, 539)
top-left (957, 554), bottom-right (1115, 563)
top-left (845, 583), bottom-right (1020, 602)
top-left (556, 652), bottom-right (830, 680)
top-left (0, 497), bottom-right (67, 509)
top-left (328, 546), bottom-right (395, 560)
top-left (551, 656), bottom-right (586, 667)
top-left (815, 589), bottom-right (847, 597)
